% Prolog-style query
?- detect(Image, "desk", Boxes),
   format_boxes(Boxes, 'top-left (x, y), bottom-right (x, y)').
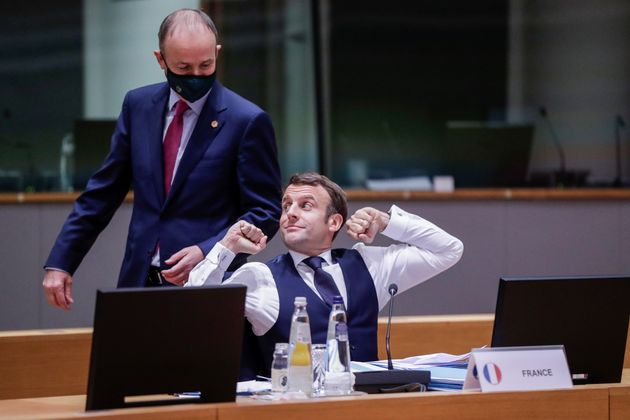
top-left (0, 328), bottom-right (92, 400)
top-left (0, 315), bottom-right (494, 400)
top-left (1, 315), bottom-right (629, 402)
top-left (0, 373), bottom-right (628, 420)
top-left (377, 314), bottom-right (495, 359)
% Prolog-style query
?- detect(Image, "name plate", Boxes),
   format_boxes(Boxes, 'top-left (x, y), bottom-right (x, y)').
top-left (463, 345), bottom-right (572, 392)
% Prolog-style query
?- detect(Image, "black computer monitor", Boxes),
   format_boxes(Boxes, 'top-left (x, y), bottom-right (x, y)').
top-left (86, 285), bottom-right (246, 411)
top-left (491, 275), bottom-right (630, 384)
top-left (442, 123), bottom-right (533, 187)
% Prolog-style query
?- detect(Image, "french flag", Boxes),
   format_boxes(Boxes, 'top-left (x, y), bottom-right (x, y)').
top-left (483, 363), bottom-right (502, 385)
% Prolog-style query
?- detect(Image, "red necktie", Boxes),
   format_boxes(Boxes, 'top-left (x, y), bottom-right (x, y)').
top-left (163, 100), bottom-right (189, 194)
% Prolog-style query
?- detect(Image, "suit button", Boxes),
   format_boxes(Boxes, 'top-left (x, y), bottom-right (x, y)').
top-left (351, 345), bottom-right (356, 350)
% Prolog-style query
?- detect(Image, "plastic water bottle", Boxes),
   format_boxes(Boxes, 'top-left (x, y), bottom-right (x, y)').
top-left (325, 296), bottom-right (353, 394)
top-left (326, 296), bottom-right (348, 342)
top-left (287, 297), bottom-right (313, 395)
top-left (271, 342), bottom-right (289, 392)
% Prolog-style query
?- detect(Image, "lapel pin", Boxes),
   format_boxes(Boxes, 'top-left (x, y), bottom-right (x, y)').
top-left (211, 120), bottom-right (219, 128)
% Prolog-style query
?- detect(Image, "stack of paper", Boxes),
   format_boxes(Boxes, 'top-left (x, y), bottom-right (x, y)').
top-left (351, 352), bottom-right (471, 391)
top-left (365, 176), bottom-right (432, 191)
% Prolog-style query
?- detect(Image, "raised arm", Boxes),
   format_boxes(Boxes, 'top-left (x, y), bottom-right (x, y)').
top-left (186, 220), bottom-right (267, 287)
top-left (350, 205), bottom-right (464, 310)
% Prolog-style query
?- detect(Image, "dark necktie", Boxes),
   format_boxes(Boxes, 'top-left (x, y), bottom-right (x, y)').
top-left (163, 100), bottom-right (189, 194)
top-left (302, 256), bottom-right (341, 307)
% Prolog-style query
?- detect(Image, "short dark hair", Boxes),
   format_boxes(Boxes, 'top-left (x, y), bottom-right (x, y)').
top-left (286, 172), bottom-right (347, 239)
top-left (158, 9), bottom-right (218, 52)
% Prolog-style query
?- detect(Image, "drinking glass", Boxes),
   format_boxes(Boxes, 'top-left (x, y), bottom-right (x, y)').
top-left (311, 344), bottom-right (327, 396)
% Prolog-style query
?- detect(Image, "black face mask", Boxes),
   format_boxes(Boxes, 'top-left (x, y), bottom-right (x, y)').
top-left (164, 66), bottom-right (216, 102)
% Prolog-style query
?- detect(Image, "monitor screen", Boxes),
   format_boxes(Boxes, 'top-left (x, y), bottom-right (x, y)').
top-left (86, 285), bottom-right (246, 410)
top-left (491, 275), bottom-right (630, 384)
top-left (442, 122), bottom-right (533, 187)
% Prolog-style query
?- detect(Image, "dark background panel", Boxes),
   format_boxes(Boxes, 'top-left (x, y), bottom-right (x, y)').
top-left (328, 0), bottom-right (508, 185)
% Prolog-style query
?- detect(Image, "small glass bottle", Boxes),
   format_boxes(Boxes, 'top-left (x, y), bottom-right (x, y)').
top-left (326, 296), bottom-right (348, 342)
top-left (325, 296), bottom-right (353, 394)
top-left (287, 296), bottom-right (313, 395)
top-left (271, 342), bottom-right (289, 392)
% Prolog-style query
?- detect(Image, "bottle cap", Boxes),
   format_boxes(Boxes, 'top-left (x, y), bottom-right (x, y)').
top-left (294, 296), bottom-right (307, 305)
top-left (274, 342), bottom-right (289, 351)
top-left (332, 295), bottom-right (344, 305)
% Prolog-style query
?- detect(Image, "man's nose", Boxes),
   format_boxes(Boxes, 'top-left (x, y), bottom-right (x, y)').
top-left (285, 204), bottom-right (298, 218)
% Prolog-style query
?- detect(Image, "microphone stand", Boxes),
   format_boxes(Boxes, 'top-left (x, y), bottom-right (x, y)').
top-left (613, 115), bottom-right (625, 187)
top-left (353, 283), bottom-right (430, 394)
top-left (534, 106), bottom-right (590, 187)
top-left (386, 283), bottom-right (397, 370)
top-left (539, 107), bottom-right (567, 185)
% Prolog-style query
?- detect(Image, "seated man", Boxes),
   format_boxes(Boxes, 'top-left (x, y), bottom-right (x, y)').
top-left (186, 172), bottom-right (463, 378)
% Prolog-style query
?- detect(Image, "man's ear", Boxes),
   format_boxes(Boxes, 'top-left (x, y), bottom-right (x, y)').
top-left (328, 213), bottom-right (344, 234)
top-left (154, 50), bottom-right (166, 70)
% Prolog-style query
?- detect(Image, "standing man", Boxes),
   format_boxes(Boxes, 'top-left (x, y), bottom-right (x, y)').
top-left (43, 9), bottom-right (282, 309)
top-left (187, 172), bottom-right (463, 377)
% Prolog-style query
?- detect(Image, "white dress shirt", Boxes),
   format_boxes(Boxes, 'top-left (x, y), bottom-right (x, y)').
top-left (186, 205), bottom-right (463, 336)
top-left (151, 88), bottom-right (211, 266)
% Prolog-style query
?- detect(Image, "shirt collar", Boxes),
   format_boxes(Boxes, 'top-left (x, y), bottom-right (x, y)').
top-left (288, 249), bottom-right (334, 271)
top-left (168, 87), bottom-right (211, 116)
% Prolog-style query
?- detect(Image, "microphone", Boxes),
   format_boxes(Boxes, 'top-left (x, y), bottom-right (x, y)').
top-left (353, 283), bottom-right (430, 394)
top-left (386, 283), bottom-right (398, 370)
top-left (539, 107), bottom-right (566, 176)
top-left (613, 115), bottom-right (626, 187)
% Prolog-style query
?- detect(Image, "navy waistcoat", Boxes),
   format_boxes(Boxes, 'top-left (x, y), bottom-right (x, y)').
top-left (253, 248), bottom-right (379, 376)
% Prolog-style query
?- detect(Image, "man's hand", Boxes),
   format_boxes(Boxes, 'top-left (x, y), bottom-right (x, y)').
top-left (220, 220), bottom-right (268, 255)
top-left (162, 245), bottom-right (204, 286)
top-left (42, 270), bottom-right (74, 310)
top-left (346, 207), bottom-right (390, 244)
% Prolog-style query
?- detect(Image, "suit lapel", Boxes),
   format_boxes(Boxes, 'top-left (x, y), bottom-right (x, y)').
top-left (148, 84), bottom-right (170, 205)
top-left (164, 82), bottom-right (227, 209)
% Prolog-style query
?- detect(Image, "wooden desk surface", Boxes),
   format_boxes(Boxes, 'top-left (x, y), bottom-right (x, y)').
top-left (2, 315), bottom-right (629, 401)
top-left (0, 328), bottom-right (92, 400)
top-left (0, 315), bottom-right (494, 400)
top-left (377, 314), bottom-right (495, 359)
top-left (0, 373), bottom-right (628, 420)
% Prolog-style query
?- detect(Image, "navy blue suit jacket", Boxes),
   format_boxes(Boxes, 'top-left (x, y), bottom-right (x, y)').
top-left (46, 81), bottom-right (282, 287)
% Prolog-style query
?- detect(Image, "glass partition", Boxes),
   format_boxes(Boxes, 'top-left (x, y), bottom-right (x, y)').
top-left (0, 0), bottom-right (317, 192)
top-left (323, 0), bottom-right (630, 188)
top-left (0, 0), bottom-right (628, 191)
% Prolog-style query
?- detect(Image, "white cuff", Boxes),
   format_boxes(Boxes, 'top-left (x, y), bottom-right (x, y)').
top-left (381, 204), bottom-right (407, 239)
top-left (207, 242), bottom-right (236, 271)
top-left (186, 243), bottom-right (236, 287)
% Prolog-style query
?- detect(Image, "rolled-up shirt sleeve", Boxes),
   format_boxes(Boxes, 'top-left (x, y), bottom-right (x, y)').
top-left (186, 244), bottom-right (279, 335)
top-left (355, 204), bottom-right (464, 310)
top-left (186, 243), bottom-right (235, 287)
top-left (226, 263), bottom-right (280, 336)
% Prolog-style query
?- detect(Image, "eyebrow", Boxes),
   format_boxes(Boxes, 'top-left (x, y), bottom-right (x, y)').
top-left (282, 194), bottom-right (316, 203)
top-left (174, 57), bottom-right (215, 66)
